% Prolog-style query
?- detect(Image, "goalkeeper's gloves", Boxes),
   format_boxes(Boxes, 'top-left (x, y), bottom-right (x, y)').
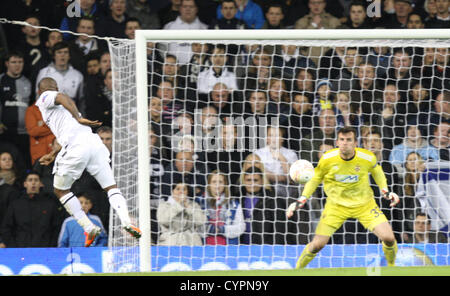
top-left (382, 189), bottom-right (400, 207)
top-left (287, 196), bottom-right (308, 219)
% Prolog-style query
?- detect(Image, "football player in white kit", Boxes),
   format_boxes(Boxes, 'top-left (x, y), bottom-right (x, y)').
top-left (36, 77), bottom-right (141, 246)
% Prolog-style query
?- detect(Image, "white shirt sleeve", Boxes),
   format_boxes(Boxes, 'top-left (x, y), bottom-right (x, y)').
top-left (36, 90), bottom-right (58, 110)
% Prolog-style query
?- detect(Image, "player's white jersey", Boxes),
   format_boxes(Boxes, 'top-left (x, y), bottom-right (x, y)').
top-left (35, 90), bottom-right (91, 147)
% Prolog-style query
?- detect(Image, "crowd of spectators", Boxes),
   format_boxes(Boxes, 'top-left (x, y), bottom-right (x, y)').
top-left (0, 0), bottom-right (449, 248)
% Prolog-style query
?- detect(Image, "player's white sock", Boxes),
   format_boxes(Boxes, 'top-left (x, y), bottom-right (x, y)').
top-left (107, 188), bottom-right (131, 227)
top-left (60, 192), bottom-right (95, 233)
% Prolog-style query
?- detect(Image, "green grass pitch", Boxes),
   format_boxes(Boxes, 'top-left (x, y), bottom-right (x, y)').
top-left (90, 265), bottom-right (450, 276)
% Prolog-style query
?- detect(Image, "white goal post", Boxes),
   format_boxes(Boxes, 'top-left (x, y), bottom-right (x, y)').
top-left (109, 29), bottom-right (450, 273)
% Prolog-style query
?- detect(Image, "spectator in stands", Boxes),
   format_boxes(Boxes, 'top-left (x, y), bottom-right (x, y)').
top-left (98, 0), bottom-right (128, 38)
top-left (381, 0), bottom-right (413, 28)
top-left (335, 91), bottom-right (361, 128)
top-left (244, 45), bottom-right (276, 91)
top-left (179, 42), bottom-right (210, 92)
top-left (243, 90), bottom-right (278, 137)
top-left (423, 0), bottom-right (438, 23)
top-left (96, 126), bottom-right (113, 156)
top-left (389, 125), bottom-right (440, 168)
top-left (332, 47), bottom-right (362, 91)
top-left (126, 0), bottom-right (161, 29)
top-left (318, 46), bottom-right (345, 80)
top-left (85, 68), bottom-right (112, 128)
top-left (1, 171), bottom-right (61, 247)
top-left (25, 97), bottom-right (55, 166)
top-left (262, 3), bottom-right (286, 29)
top-left (69, 16), bottom-right (107, 74)
top-left (407, 12), bottom-right (425, 28)
top-left (402, 152), bottom-right (426, 235)
top-left (99, 51), bottom-right (111, 78)
top-left (158, 0), bottom-right (181, 28)
top-left (254, 126), bottom-right (299, 198)
top-left (0, 51), bottom-right (32, 168)
top-left (198, 171), bottom-right (245, 245)
top-left (162, 0), bottom-right (208, 65)
top-left (386, 47), bottom-right (417, 99)
top-left (124, 17), bottom-right (141, 40)
top-left (161, 150), bottom-right (208, 198)
top-left (238, 166), bottom-right (288, 244)
top-left (15, 15), bottom-right (46, 79)
top-left (403, 212), bottom-right (448, 243)
top-left (276, 0), bottom-right (308, 28)
top-left (280, 92), bottom-right (313, 151)
top-left (425, 0), bottom-right (450, 28)
top-left (204, 83), bottom-right (244, 119)
top-left (350, 61), bottom-right (384, 125)
top-left (198, 122), bottom-right (246, 188)
top-left (292, 68), bottom-right (315, 95)
top-left (267, 78), bottom-right (290, 115)
top-left (339, 0), bottom-right (374, 29)
top-left (367, 47), bottom-right (392, 78)
top-left (406, 80), bottom-right (432, 135)
top-left (0, 151), bottom-right (22, 190)
top-left (29, 31), bottom-right (64, 90)
top-left (85, 53), bottom-right (100, 76)
top-left (216, 0), bottom-right (265, 29)
top-left (421, 47), bottom-right (450, 100)
top-left (273, 45), bottom-right (316, 80)
top-left (430, 91), bottom-right (450, 128)
top-left (35, 42), bottom-right (84, 114)
top-left (429, 122), bottom-right (450, 160)
top-left (197, 44), bottom-right (238, 94)
top-left (378, 83), bottom-right (408, 150)
top-left (60, 0), bottom-right (105, 41)
top-left (313, 79), bottom-right (335, 116)
top-left (157, 80), bottom-right (183, 124)
top-left (157, 182), bottom-right (206, 246)
top-left (57, 193), bottom-right (107, 247)
top-left (300, 108), bottom-right (337, 165)
top-left (294, 0), bottom-right (341, 29)
top-left (209, 0), bottom-right (248, 29)
top-left (148, 126), bottom-right (166, 244)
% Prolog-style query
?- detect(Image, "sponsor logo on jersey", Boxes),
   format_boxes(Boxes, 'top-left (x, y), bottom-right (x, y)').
top-left (334, 174), bottom-right (359, 183)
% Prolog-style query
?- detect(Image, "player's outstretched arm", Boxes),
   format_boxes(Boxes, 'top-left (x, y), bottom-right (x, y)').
top-left (39, 140), bottom-right (62, 166)
top-left (54, 93), bottom-right (102, 127)
top-left (370, 164), bottom-right (400, 207)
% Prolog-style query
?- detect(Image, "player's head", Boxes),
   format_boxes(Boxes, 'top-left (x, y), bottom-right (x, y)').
top-left (336, 126), bottom-right (358, 158)
top-left (38, 77), bottom-right (59, 95)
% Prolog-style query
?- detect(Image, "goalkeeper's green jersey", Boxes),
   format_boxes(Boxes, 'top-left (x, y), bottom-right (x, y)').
top-left (302, 147), bottom-right (388, 208)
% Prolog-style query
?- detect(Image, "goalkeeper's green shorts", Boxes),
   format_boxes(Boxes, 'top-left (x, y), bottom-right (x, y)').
top-left (315, 198), bottom-right (388, 237)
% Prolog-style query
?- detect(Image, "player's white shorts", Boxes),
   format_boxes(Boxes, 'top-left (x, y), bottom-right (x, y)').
top-left (53, 132), bottom-right (115, 190)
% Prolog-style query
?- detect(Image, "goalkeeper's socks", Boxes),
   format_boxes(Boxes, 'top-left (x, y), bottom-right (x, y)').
top-left (107, 188), bottom-right (131, 226)
top-left (382, 240), bottom-right (398, 267)
top-left (60, 192), bottom-right (96, 233)
top-left (296, 243), bottom-right (317, 269)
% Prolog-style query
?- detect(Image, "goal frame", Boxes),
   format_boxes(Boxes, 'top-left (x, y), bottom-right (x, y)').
top-left (134, 28), bottom-right (450, 272)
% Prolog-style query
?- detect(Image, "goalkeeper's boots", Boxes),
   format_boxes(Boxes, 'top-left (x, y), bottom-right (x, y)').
top-left (84, 226), bottom-right (102, 247)
top-left (124, 224), bottom-right (142, 239)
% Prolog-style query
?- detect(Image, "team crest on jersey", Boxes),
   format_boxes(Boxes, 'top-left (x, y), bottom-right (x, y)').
top-left (335, 174), bottom-right (359, 183)
top-left (355, 165), bottom-right (361, 172)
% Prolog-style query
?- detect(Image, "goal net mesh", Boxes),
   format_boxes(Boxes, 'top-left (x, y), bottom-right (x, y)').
top-left (108, 37), bottom-right (450, 272)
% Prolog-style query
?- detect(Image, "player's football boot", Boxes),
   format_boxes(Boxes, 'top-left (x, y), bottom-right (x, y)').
top-left (124, 224), bottom-right (142, 239)
top-left (84, 226), bottom-right (102, 247)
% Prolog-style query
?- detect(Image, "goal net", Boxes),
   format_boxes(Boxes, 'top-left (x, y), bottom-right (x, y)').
top-left (108, 29), bottom-right (450, 272)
